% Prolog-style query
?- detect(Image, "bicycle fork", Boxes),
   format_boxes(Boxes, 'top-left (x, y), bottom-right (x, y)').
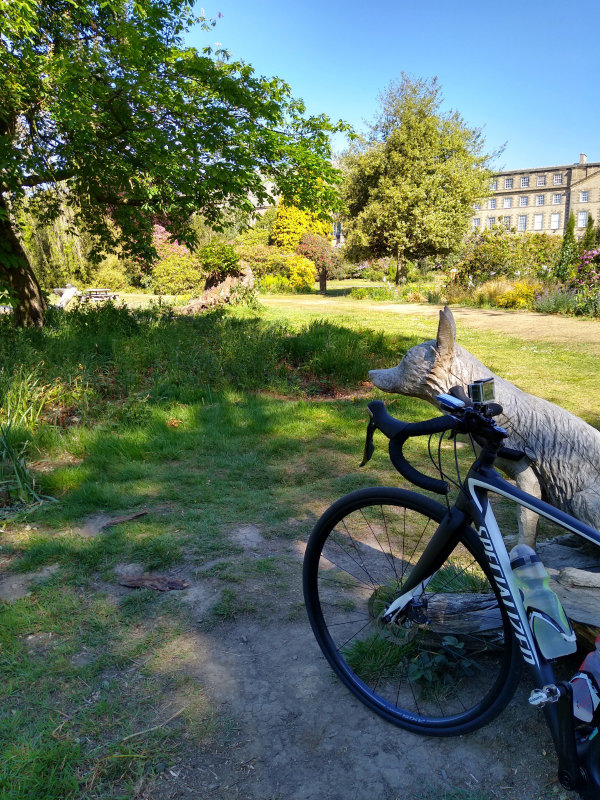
top-left (381, 506), bottom-right (468, 623)
top-left (532, 680), bottom-right (600, 797)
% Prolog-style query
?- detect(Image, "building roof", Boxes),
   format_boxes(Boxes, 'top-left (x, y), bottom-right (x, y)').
top-left (493, 159), bottom-right (600, 176)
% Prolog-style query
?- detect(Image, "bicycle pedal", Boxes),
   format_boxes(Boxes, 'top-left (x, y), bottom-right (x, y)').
top-left (529, 685), bottom-right (561, 708)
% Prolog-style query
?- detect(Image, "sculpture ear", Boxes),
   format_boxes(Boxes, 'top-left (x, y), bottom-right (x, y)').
top-left (436, 306), bottom-right (456, 362)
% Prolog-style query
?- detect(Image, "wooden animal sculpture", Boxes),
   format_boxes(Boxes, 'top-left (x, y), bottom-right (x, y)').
top-left (369, 307), bottom-right (600, 547)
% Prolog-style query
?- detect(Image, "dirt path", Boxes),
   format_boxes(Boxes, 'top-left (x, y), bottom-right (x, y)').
top-left (263, 296), bottom-right (600, 353)
top-left (145, 531), bottom-right (564, 800)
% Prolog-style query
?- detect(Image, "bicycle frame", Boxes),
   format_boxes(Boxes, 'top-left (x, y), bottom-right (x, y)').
top-left (390, 452), bottom-right (600, 796)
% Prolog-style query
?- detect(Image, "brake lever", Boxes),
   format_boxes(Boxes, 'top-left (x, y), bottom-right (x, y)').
top-left (359, 415), bottom-right (377, 467)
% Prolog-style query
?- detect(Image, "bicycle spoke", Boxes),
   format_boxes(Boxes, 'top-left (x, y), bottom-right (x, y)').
top-left (309, 495), bottom-right (516, 730)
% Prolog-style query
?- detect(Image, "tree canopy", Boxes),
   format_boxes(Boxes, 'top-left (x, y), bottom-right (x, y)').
top-left (0, 0), bottom-right (345, 324)
top-left (341, 75), bottom-right (492, 281)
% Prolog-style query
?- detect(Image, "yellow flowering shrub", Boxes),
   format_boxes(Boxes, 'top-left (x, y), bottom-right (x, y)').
top-left (496, 281), bottom-right (540, 309)
top-left (270, 204), bottom-right (330, 252)
top-left (286, 254), bottom-right (317, 290)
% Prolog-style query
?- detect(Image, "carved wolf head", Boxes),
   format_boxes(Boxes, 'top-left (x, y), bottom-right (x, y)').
top-left (369, 307), bottom-right (492, 404)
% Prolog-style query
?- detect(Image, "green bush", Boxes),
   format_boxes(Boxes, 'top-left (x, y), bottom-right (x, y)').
top-left (151, 253), bottom-right (204, 295)
top-left (199, 242), bottom-right (240, 287)
top-left (533, 288), bottom-right (577, 315)
top-left (235, 242), bottom-right (280, 278)
top-left (151, 225), bottom-right (204, 295)
top-left (258, 274), bottom-right (293, 293)
top-left (92, 256), bottom-right (130, 290)
top-left (452, 228), bottom-right (561, 287)
top-left (350, 285), bottom-right (397, 301)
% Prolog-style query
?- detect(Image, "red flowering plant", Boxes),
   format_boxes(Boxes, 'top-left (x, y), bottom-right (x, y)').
top-left (296, 233), bottom-right (342, 292)
top-left (568, 248), bottom-right (600, 315)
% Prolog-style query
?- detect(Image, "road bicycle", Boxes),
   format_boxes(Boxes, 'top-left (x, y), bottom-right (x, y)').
top-left (303, 383), bottom-right (600, 798)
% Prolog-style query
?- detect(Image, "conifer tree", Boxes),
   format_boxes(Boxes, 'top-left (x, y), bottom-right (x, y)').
top-left (556, 212), bottom-right (577, 281)
top-left (582, 213), bottom-right (596, 250)
top-left (341, 75), bottom-right (491, 283)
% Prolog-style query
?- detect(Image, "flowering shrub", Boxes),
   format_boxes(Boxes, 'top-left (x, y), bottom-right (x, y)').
top-left (568, 248), bottom-right (600, 315)
top-left (495, 281), bottom-right (540, 309)
top-left (286, 254), bottom-right (317, 291)
top-left (297, 233), bottom-right (342, 291)
top-left (257, 253), bottom-right (316, 292)
top-left (151, 225), bottom-right (204, 295)
top-left (270, 204), bottom-right (330, 252)
top-left (452, 228), bottom-right (561, 287)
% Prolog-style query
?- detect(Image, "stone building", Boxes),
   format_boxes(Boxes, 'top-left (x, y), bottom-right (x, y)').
top-left (472, 154), bottom-right (600, 236)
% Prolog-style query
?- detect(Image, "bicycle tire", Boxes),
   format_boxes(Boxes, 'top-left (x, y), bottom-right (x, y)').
top-left (303, 487), bottom-right (522, 736)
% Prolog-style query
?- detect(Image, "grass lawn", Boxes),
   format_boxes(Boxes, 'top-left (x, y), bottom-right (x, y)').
top-left (0, 295), bottom-right (598, 798)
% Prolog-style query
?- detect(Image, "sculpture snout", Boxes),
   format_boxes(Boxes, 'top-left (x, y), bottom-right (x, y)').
top-left (369, 367), bottom-right (401, 392)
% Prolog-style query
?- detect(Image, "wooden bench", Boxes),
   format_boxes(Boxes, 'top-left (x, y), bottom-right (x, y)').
top-left (80, 288), bottom-right (119, 303)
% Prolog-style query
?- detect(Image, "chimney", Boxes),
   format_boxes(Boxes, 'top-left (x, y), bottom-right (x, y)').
top-left (580, 153), bottom-right (587, 164)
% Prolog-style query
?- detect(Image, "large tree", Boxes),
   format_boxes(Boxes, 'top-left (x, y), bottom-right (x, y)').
top-left (342, 75), bottom-right (492, 282)
top-left (0, 0), bottom-right (344, 325)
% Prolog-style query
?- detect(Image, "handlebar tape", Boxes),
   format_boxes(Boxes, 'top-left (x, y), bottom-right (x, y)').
top-left (367, 401), bottom-right (461, 495)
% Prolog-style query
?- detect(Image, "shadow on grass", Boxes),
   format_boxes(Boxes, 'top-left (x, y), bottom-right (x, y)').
top-left (0, 305), bottom-right (418, 416)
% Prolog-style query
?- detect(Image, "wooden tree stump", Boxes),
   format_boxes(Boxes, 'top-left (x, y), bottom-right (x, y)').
top-left (179, 265), bottom-right (254, 314)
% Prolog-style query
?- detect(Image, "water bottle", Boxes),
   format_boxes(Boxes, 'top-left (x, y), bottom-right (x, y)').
top-left (571, 636), bottom-right (600, 723)
top-left (509, 544), bottom-right (577, 660)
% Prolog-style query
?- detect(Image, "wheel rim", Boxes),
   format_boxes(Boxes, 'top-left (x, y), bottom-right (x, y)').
top-left (312, 499), bottom-right (514, 729)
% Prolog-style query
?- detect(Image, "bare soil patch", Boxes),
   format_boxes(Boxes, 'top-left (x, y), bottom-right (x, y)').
top-left (141, 532), bottom-right (566, 800)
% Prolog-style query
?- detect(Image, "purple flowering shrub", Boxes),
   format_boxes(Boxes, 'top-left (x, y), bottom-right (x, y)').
top-left (568, 248), bottom-right (600, 315)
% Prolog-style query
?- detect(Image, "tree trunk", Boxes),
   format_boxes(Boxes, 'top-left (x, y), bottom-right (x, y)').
top-left (319, 268), bottom-right (327, 294)
top-left (0, 196), bottom-right (46, 326)
top-left (394, 250), bottom-right (405, 285)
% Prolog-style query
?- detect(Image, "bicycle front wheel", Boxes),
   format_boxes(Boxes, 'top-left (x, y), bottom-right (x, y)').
top-left (303, 487), bottom-right (521, 736)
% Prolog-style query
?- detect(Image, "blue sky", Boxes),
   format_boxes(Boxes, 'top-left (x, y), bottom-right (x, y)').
top-left (188, 1), bottom-right (599, 172)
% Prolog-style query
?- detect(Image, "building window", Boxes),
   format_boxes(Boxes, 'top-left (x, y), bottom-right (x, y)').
top-left (536, 195), bottom-right (545, 206)
top-left (552, 194), bottom-right (562, 205)
top-left (472, 217), bottom-right (480, 229)
top-left (519, 196), bottom-right (529, 207)
top-left (521, 176), bottom-right (530, 188)
top-left (490, 179), bottom-right (497, 190)
top-left (518, 215), bottom-right (527, 231)
top-left (537, 175), bottom-right (546, 187)
top-left (578, 211), bottom-right (588, 228)
top-left (550, 213), bottom-right (561, 230)
top-left (503, 197), bottom-right (512, 208)
top-left (473, 202), bottom-right (481, 211)
top-left (580, 191), bottom-right (590, 202)
top-left (503, 216), bottom-right (511, 228)
top-left (504, 177), bottom-right (513, 189)
top-left (554, 173), bottom-right (563, 185)
top-left (487, 217), bottom-right (496, 228)
top-left (488, 198), bottom-right (496, 209)
top-left (534, 214), bottom-right (543, 230)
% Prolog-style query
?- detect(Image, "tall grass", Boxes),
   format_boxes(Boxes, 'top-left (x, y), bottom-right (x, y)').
top-left (0, 423), bottom-right (42, 505)
top-left (0, 305), bottom-right (402, 432)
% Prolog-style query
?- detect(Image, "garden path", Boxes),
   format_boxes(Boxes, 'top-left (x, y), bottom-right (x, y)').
top-left (262, 296), bottom-right (600, 353)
